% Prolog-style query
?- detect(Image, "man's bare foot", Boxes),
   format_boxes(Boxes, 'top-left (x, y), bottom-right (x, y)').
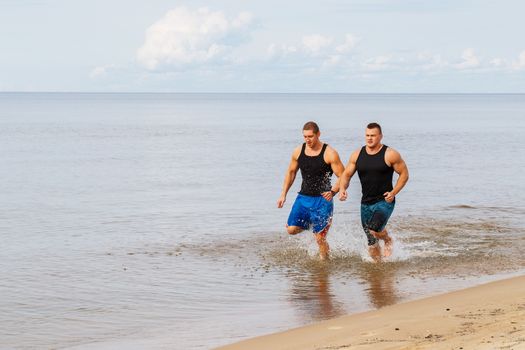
top-left (383, 237), bottom-right (393, 257)
top-left (368, 244), bottom-right (382, 263)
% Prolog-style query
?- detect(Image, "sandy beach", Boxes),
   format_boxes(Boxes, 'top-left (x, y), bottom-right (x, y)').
top-left (216, 275), bottom-right (525, 350)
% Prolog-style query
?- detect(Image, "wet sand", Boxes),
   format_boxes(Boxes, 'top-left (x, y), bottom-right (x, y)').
top-left (216, 275), bottom-right (525, 349)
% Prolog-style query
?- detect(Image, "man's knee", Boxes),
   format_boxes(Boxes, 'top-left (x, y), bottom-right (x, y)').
top-left (371, 229), bottom-right (388, 240)
top-left (314, 224), bottom-right (331, 243)
top-left (287, 226), bottom-right (303, 235)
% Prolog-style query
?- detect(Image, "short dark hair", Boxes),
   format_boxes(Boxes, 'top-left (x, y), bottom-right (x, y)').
top-left (367, 122), bottom-right (382, 134)
top-left (303, 121), bottom-right (320, 133)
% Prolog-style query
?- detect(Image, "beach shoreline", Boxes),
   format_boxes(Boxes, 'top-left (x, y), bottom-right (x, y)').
top-left (216, 275), bottom-right (525, 349)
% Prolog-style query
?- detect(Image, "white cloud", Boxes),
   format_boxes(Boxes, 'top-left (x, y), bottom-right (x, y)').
top-left (363, 55), bottom-right (392, 71)
top-left (131, 19), bottom-right (523, 90)
top-left (137, 7), bottom-right (254, 70)
top-left (267, 43), bottom-right (298, 58)
top-left (455, 48), bottom-right (480, 69)
top-left (267, 33), bottom-right (359, 63)
top-left (301, 34), bottom-right (333, 54)
top-left (322, 55), bottom-right (342, 68)
top-left (415, 52), bottom-right (448, 71)
top-left (232, 11), bottom-right (253, 29)
top-left (511, 50), bottom-right (525, 70)
top-left (336, 34), bottom-right (360, 53)
top-left (90, 64), bottom-right (118, 78)
top-left (490, 57), bottom-right (506, 68)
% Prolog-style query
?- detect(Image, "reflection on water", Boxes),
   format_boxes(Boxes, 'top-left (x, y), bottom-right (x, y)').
top-left (359, 265), bottom-right (400, 309)
top-left (287, 265), bottom-right (346, 322)
top-left (285, 262), bottom-right (402, 324)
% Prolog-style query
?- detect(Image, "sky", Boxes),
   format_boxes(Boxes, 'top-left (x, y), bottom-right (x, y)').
top-left (1, 0), bottom-right (524, 92)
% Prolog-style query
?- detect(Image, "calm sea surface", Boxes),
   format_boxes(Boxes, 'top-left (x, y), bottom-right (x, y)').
top-left (1, 93), bottom-right (524, 349)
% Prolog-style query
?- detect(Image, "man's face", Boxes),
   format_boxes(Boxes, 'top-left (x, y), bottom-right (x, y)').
top-left (365, 128), bottom-right (382, 148)
top-left (303, 129), bottom-right (320, 147)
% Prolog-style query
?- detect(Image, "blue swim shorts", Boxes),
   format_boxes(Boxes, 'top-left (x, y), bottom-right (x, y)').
top-left (287, 194), bottom-right (333, 234)
top-left (361, 200), bottom-right (395, 246)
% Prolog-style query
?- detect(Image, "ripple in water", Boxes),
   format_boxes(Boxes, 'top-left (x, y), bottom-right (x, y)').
top-left (170, 210), bottom-right (525, 281)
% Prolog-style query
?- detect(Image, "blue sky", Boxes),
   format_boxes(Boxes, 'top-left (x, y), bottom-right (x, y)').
top-left (1, 0), bottom-right (524, 92)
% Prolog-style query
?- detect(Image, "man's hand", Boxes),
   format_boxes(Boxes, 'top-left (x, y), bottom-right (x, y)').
top-left (383, 191), bottom-right (395, 203)
top-left (321, 190), bottom-right (335, 202)
top-left (277, 195), bottom-right (286, 208)
top-left (339, 189), bottom-right (348, 201)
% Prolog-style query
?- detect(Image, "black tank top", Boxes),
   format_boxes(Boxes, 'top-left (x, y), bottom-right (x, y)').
top-left (356, 145), bottom-right (394, 204)
top-left (298, 143), bottom-right (333, 196)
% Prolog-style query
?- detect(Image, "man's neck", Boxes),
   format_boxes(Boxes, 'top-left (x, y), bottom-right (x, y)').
top-left (366, 143), bottom-right (383, 154)
top-left (307, 141), bottom-right (322, 151)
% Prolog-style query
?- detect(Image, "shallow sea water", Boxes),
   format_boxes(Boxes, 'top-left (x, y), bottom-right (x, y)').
top-left (1, 93), bottom-right (524, 349)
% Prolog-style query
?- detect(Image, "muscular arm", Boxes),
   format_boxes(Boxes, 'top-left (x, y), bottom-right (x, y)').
top-left (338, 150), bottom-right (360, 201)
top-left (277, 146), bottom-right (301, 208)
top-left (383, 148), bottom-right (409, 202)
top-left (321, 146), bottom-right (345, 201)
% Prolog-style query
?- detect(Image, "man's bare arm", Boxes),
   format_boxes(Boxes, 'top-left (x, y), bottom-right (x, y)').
top-left (383, 148), bottom-right (409, 202)
top-left (338, 150), bottom-right (359, 201)
top-left (277, 147), bottom-right (301, 208)
top-left (321, 146), bottom-right (345, 201)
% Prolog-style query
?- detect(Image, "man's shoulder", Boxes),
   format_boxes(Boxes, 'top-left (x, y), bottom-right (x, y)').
top-left (351, 147), bottom-right (362, 161)
top-left (385, 146), bottom-right (401, 156)
top-left (324, 144), bottom-right (343, 161)
top-left (324, 144), bottom-right (338, 155)
top-left (385, 146), bottom-right (403, 163)
top-left (292, 144), bottom-right (303, 159)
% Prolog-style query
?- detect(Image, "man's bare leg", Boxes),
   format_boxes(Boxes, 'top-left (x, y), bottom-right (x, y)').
top-left (370, 229), bottom-right (393, 257)
top-left (315, 234), bottom-right (330, 261)
top-left (382, 230), bottom-right (393, 257)
top-left (286, 225), bottom-right (304, 235)
top-left (315, 223), bottom-right (331, 261)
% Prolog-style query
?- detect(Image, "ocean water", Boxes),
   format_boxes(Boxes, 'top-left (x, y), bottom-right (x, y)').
top-left (1, 93), bottom-right (524, 349)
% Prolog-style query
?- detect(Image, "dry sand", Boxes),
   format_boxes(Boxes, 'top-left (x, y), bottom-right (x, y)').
top-left (216, 275), bottom-right (525, 350)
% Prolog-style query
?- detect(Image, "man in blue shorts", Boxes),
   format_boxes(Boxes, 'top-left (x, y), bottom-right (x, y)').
top-left (339, 123), bottom-right (409, 262)
top-left (277, 121), bottom-right (344, 260)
